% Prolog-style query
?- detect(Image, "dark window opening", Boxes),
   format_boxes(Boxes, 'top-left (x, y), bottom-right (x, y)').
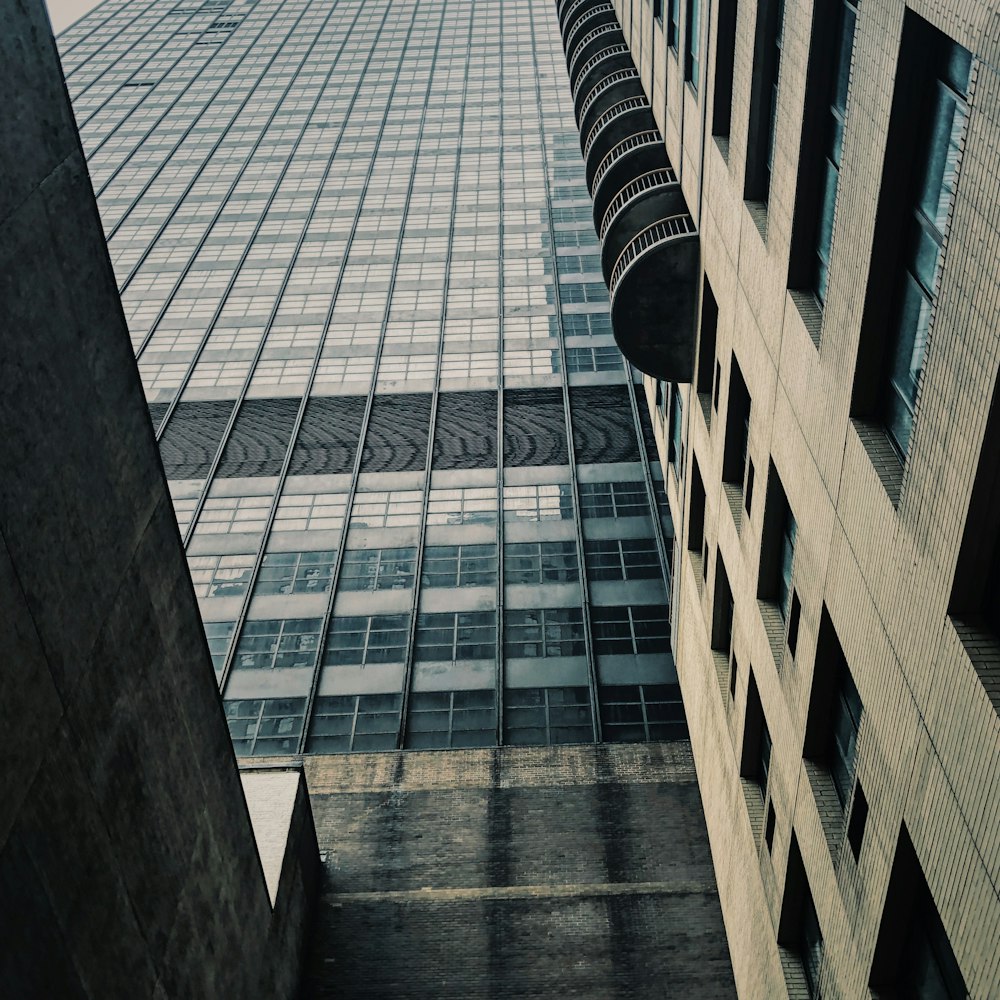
top-left (712, 0), bottom-right (738, 142)
top-left (696, 278), bottom-right (719, 419)
top-left (764, 801), bottom-right (776, 852)
top-left (787, 590), bottom-right (801, 657)
top-left (722, 356), bottom-right (753, 502)
top-left (870, 827), bottom-right (967, 999)
top-left (745, 0), bottom-right (785, 205)
top-left (846, 781), bottom-right (868, 860)
top-left (685, 0), bottom-right (701, 88)
top-left (778, 836), bottom-right (824, 997)
top-left (788, 0), bottom-right (858, 305)
top-left (688, 457), bottom-right (707, 553)
top-left (851, 15), bottom-right (971, 459)
top-left (758, 463), bottom-right (796, 619)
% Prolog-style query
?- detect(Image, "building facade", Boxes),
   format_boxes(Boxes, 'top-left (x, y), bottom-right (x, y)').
top-left (56, 0), bottom-right (683, 756)
top-left (552, 0), bottom-right (1000, 996)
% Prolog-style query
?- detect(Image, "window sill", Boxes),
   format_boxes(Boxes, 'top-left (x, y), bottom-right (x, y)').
top-left (778, 946), bottom-right (812, 999)
top-left (723, 480), bottom-right (743, 532)
top-left (789, 288), bottom-right (823, 349)
top-left (851, 418), bottom-right (903, 507)
top-left (803, 759), bottom-right (846, 861)
top-left (697, 390), bottom-right (712, 431)
top-left (758, 598), bottom-right (787, 670)
top-left (712, 649), bottom-right (729, 702)
top-left (744, 200), bottom-right (769, 243)
top-left (949, 616), bottom-right (1000, 717)
top-left (740, 777), bottom-right (766, 842)
top-left (713, 134), bottom-right (730, 165)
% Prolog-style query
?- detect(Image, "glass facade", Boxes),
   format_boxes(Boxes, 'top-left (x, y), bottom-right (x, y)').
top-left (58, 0), bottom-right (680, 754)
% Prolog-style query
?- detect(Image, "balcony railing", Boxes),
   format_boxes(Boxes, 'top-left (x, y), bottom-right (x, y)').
top-left (582, 96), bottom-right (650, 161)
top-left (610, 214), bottom-right (697, 298)
top-left (570, 43), bottom-right (630, 102)
top-left (590, 129), bottom-right (660, 196)
top-left (599, 168), bottom-right (679, 241)
top-left (577, 66), bottom-right (640, 125)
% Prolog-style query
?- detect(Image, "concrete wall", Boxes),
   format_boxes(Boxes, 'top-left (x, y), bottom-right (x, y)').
top-left (0, 1), bottom-right (316, 995)
top-left (294, 743), bottom-right (736, 999)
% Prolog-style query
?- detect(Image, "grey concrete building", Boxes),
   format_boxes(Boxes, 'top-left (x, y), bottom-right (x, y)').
top-left (551, 0), bottom-right (1000, 996)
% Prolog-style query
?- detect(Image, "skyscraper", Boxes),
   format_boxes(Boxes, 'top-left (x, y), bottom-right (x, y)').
top-left (41, 2), bottom-right (738, 995)
top-left (57, 0), bottom-right (683, 759)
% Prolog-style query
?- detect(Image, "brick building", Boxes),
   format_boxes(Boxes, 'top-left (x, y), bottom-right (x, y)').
top-left (555, 0), bottom-right (1000, 995)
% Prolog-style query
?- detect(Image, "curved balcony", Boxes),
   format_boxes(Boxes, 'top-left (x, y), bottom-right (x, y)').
top-left (598, 168), bottom-right (684, 282)
top-left (590, 129), bottom-right (668, 219)
top-left (568, 23), bottom-right (625, 91)
top-left (577, 66), bottom-right (642, 134)
top-left (563, 4), bottom-right (616, 58)
top-left (559, 0), bottom-right (597, 35)
top-left (583, 96), bottom-right (656, 189)
top-left (609, 215), bottom-right (700, 381)
top-left (571, 43), bottom-right (634, 109)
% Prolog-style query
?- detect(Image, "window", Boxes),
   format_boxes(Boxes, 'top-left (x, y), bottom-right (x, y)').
top-left (688, 458), bottom-right (706, 554)
top-left (426, 486), bottom-right (497, 525)
top-left (503, 687), bottom-right (593, 745)
top-left (870, 828), bottom-right (967, 999)
top-left (194, 494), bottom-right (272, 536)
top-left (226, 698), bottom-right (306, 756)
top-left (405, 690), bottom-right (496, 749)
top-left (273, 491), bottom-right (347, 533)
top-left (204, 621), bottom-right (235, 672)
top-left (778, 837), bottom-right (824, 997)
top-left (503, 483), bottom-right (574, 521)
top-left (189, 553), bottom-right (255, 598)
top-left (584, 538), bottom-right (660, 581)
top-left (712, 0), bottom-right (738, 144)
top-left (504, 541), bottom-right (579, 584)
top-left (349, 489), bottom-right (424, 528)
top-left (578, 481), bottom-right (649, 519)
top-left (338, 547), bottom-right (417, 591)
top-left (949, 378), bottom-right (1000, 641)
top-left (422, 544), bottom-right (498, 588)
top-left (722, 356), bottom-right (752, 519)
top-left (255, 550), bottom-right (336, 596)
top-left (685, 0), bottom-right (701, 89)
top-left (599, 684), bottom-right (685, 742)
top-left (846, 782), bottom-right (868, 860)
top-left (711, 554), bottom-right (735, 664)
top-left (745, 0), bottom-right (785, 206)
top-left (758, 464), bottom-right (796, 619)
top-left (667, 0), bottom-right (679, 48)
top-left (653, 0), bottom-right (663, 23)
top-left (307, 693), bottom-right (402, 753)
top-left (232, 618), bottom-right (323, 671)
top-left (590, 605), bottom-right (670, 655)
top-left (789, 0), bottom-right (858, 304)
top-left (696, 278), bottom-right (718, 421)
top-left (322, 614), bottom-right (410, 666)
top-left (504, 608), bottom-right (586, 658)
top-left (740, 670), bottom-right (770, 799)
top-left (414, 611), bottom-right (496, 661)
top-left (803, 607), bottom-right (864, 815)
top-left (668, 383), bottom-right (684, 477)
top-left (853, 17), bottom-right (971, 459)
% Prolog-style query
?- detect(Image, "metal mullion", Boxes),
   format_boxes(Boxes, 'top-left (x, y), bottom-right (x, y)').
top-left (392, 0), bottom-right (478, 753)
top-left (92, 0), bottom-right (308, 202)
top-left (58, 0), bottom-right (163, 76)
top-left (70, 3), bottom-right (206, 119)
top-left (639, 684), bottom-right (651, 742)
top-left (495, 0), bottom-right (507, 748)
top-left (248, 0), bottom-right (449, 754)
top-left (212, 0), bottom-right (415, 697)
top-left (527, 0), bottom-right (602, 744)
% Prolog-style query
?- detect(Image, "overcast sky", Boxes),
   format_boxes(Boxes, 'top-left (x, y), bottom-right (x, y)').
top-left (46, 0), bottom-right (105, 34)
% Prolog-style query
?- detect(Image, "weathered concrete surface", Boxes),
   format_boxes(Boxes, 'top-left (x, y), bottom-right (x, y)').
top-left (295, 743), bottom-right (737, 999)
top-left (0, 1), bottom-right (317, 996)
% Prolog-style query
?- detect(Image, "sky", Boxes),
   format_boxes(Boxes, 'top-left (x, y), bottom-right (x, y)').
top-left (46, 0), bottom-right (105, 33)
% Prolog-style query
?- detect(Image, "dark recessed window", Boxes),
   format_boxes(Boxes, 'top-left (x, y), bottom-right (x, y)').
top-left (653, 0), bottom-right (663, 23)
top-left (846, 781), bottom-right (868, 860)
top-left (745, 0), bottom-right (785, 205)
top-left (764, 801), bottom-right (776, 852)
top-left (852, 15), bottom-right (971, 459)
top-left (697, 278), bottom-right (719, 420)
top-left (745, 459), bottom-right (755, 515)
top-left (667, 0), bottom-right (680, 48)
top-left (758, 464), bottom-right (796, 620)
top-left (778, 837), bottom-right (824, 997)
top-left (688, 457), bottom-right (707, 554)
top-left (685, 0), bottom-right (701, 89)
top-left (787, 590), bottom-right (801, 657)
top-left (668, 383), bottom-right (684, 476)
top-left (870, 828), bottom-right (967, 999)
top-left (722, 356), bottom-right (752, 508)
top-left (712, 0), bottom-right (738, 143)
top-left (788, 0), bottom-right (858, 304)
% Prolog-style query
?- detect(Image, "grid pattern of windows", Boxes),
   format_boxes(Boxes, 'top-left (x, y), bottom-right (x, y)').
top-left (68, 0), bottom-right (680, 753)
top-left (590, 605), bottom-right (670, 655)
top-left (338, 548), bottom-right (417, 592)
top-left (504, 541), bottom-right (579, 584)
top-left (584, 539), bottom-right (661, 581)
top-left (504, 608), bottom-right (586, 658)
top-left (599, 684), bottom-right (686, 742)
top-left (422, 544), bottom-right (498, 588)
top-left (503, 687), bottom-right (593, 745)
top-left (578, 481), bottom-right (650, 519)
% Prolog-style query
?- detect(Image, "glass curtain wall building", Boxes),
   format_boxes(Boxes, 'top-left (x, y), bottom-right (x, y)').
top-left (56, 0), bottom-right (679, 755)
